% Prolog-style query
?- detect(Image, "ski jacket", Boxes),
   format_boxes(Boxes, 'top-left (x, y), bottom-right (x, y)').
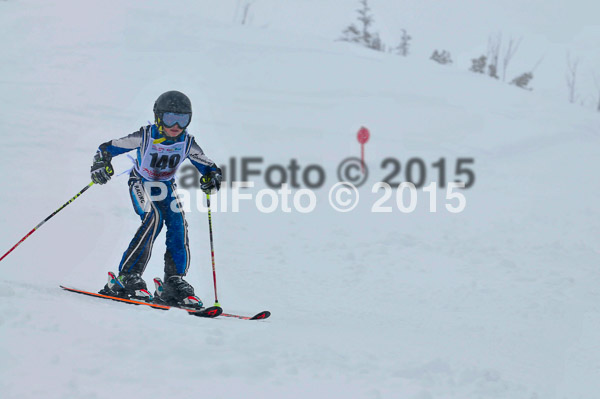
top-left (98, 124), bottom-right (217, 181)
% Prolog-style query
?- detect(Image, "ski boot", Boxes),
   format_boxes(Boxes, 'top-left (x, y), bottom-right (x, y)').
top-left (153, 275), bottom-right (203, 308)
top-left (99, 271), bottom-right (153, 301)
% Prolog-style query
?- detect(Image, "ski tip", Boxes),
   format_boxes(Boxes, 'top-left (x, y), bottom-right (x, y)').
top-left (250, 311), bottom-right (271, 320)
top-left (191, 306), bottom-right (223, 318)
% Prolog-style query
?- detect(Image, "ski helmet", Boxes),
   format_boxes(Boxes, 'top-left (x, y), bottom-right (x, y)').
top-left (153, 90), bottom-right (192, 129)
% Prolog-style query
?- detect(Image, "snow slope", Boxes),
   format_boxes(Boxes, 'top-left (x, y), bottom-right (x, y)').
top-left (1, 1), bottom-right (599, 398)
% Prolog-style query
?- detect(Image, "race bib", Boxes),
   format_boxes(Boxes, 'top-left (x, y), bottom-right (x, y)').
top-left (136, 131), bottom-right (188, 181)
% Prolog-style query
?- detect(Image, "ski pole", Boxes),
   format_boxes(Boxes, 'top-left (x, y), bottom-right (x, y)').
top-left (206, 192), bottom-right (220, 307)
top-left (0, 182), bottom-right (95, 263)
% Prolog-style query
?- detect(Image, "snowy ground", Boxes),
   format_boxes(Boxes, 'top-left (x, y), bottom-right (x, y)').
top-left (1, 1), bottom-right (599, 398)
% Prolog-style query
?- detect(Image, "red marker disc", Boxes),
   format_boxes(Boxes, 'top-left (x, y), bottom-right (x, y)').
top-left (357, 126), bottom-right (370, 173)
top-left (357, 126), bottom-right (370, 144)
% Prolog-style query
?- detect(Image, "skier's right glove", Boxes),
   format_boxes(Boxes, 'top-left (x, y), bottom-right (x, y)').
top-left (90, 150), bottom-right (114, 185)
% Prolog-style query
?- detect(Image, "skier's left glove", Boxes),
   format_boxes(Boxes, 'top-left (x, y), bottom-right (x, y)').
top-left (90, 150), bottom-right (114, 185)
top-left (200, 168), bottom-right (222, 194)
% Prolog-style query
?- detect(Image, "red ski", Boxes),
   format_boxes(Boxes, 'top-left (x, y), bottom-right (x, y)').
top-left (221, 311), bottom-right (271, 320)
top-left (60, 285), bottom-right (222, 318)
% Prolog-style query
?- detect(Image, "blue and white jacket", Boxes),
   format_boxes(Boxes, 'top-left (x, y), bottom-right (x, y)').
top-left (98, 124), bottom-right (218, 182)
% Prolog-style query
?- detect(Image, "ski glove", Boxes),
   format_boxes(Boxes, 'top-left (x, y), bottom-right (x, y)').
top-left (200, 168), bottom-right (222, 194)
top-left (90, 151), bottom-right (114, 185)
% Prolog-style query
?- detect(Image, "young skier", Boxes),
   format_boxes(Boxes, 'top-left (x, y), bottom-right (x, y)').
top-left (90, 90), bottom-right (222, 307)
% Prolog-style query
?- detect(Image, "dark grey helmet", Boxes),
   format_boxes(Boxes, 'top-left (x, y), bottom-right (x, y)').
top-left (153, 91), bottom-right (192, 124)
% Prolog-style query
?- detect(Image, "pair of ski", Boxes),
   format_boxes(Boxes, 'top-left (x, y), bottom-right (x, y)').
top-left (60, 285), bottom-right (270, 321)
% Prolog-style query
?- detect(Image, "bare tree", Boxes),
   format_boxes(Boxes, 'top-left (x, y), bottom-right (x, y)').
top-left (502, 37), bottom-right (522, 81)
top-left (531, 55), bottom-right (545, 73)
top-left (431, 50), bottom-right (453, 64)
top-left (470, 55), bottom-right (487, 73)
top-left (356, 0), bottom-right (374, 46)
top-left (341, 23), bottom-right (361, 43)
top-left (369, 32), bottom-right (385, 51)
top-left (565, 53), bottom-right (580, 103)
top-left (234, 0), bottom-right (255, 25)
top-left (508, 56), bottom-right (543, 91)
top-left (395, 29), bottom-right (411, 56)
top-left (510, 72), bottom-right (533, 90)
top-left (487, 33), bottom-right (501, 79)
top-left (241, 1), bottom-right (253, 25)
top-left (340, 0), bottom-right (381, 50)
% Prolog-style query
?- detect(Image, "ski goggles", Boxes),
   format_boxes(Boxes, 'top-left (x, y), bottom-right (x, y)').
top-left (161, 112), bottom-right (191, 129)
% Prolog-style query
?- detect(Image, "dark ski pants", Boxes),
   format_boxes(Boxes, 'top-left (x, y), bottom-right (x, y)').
top-left (118, 175), bottom-right (190, 277)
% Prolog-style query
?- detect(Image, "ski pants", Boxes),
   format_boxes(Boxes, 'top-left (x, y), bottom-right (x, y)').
top-left (118, 174), bottom-right (190, 277)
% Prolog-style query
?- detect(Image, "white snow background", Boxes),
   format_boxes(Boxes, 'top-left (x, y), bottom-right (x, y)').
top-left (1, 0), bottom-right (599, 398)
